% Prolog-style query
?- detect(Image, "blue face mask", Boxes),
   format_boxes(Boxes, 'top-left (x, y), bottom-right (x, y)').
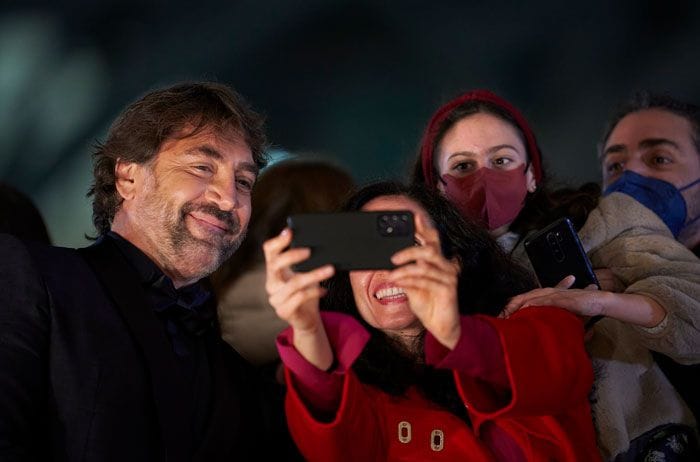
top-left (603, 170), bottom-right (700, 237)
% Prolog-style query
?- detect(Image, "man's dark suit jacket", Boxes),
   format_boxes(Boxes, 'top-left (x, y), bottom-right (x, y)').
top-left (0, 233), bottom-right (276, 461)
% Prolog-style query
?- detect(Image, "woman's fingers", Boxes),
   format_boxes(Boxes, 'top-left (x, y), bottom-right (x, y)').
top-left (388, 261), bottom-right (456, 288)
top-left (262, 228), bottom-right (335, 333)
top-left (268, 265), bottom-right (334, 329)
top-left (392, 243), bottom-right (441, 265)
top-left (391, 275), bottom-right (452, 295)
top-left (268, 264), bottom-right (334, 304)
top-left (267, 247), bottom-right (311, 276)
top-left (272, 286), bottom-right (327, 319)
top-left (262, 227), bottom-right (293, 262)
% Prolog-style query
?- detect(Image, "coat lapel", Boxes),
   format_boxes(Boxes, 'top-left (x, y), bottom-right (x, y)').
top-left (78, 238), bottom-right (191, 462)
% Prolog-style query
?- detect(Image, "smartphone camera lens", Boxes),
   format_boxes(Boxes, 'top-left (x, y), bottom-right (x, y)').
top-left (378, 213), bottom-right (410, 237)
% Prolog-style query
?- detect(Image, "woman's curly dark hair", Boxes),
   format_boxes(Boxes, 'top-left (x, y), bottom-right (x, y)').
top-left (320, 181), bottom-right (536, 422)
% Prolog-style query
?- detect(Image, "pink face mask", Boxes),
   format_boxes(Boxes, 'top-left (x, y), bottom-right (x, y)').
top-left (441, 166), bottom-right (528, 231)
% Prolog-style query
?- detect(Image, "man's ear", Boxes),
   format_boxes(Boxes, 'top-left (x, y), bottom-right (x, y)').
top-left (114, 159), bottom-right (140, 201)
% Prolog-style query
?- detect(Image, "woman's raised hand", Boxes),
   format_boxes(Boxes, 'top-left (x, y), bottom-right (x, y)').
top-left (263, 228), bottom-right (335, 369)
top-left (387, 214), bottom-right (462, 349)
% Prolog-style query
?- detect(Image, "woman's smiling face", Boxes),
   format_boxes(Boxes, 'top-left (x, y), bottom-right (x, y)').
top-left (349, 194), bottom-right (429, 340)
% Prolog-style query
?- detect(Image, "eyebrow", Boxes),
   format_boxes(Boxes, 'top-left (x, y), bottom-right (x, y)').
top-left (187, 145), bottom-right (259, 176)
top-left (603, 138), bottom-right (680, 158)
top-left (487, 144), bottom-right (521, 155)
top-left (188, 145), bottom-right (223, 160)
top-left (238, 161), bottom-right (259, 177)
top-left (446, 144), bottom-right (521, 160)
top-left (639, 138), bottom-right (681, 151)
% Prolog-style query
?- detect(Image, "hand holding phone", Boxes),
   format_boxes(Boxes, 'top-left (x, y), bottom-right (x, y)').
top-left (524, 217), bottom-right (600, 290)
top-left (287, 211), bottom-right (415, 272)
top-left (524, 217), bottom-right (602, 328)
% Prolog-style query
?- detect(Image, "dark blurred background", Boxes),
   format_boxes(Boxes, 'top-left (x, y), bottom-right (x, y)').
top-left (2, 0), bottom-right (699, 247)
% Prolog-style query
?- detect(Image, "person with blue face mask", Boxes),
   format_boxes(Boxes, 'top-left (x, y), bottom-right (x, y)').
top-left (505, 92), bottom-right (700, 461)
top-left (601, 94), bottom-right (700, 255)
top-left (604, 171), bottom-right (700, 239)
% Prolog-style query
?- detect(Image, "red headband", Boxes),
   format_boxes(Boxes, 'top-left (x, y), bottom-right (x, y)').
top-left (419, 89), bottom-right (543, 189)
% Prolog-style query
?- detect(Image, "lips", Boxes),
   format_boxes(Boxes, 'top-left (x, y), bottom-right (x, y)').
top-left (189, 211), bottom-right (231, 234)
top-left (181, 201), bottom-right (240, 238)
top-left (373, 283), bottom-right (407, 304)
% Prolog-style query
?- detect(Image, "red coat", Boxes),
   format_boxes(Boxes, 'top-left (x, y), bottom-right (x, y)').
top-left (281, 307), bottom-right (601, 461)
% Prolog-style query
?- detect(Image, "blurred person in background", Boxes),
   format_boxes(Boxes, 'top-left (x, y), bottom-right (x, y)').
top-left (0, 182), bottom-right (51, 244)
top-left (212, 158), bottom-right (355, 371)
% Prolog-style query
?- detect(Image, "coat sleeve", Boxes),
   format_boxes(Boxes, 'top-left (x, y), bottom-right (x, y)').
top-left (580, 192), bottom-right (700, 363)
top-left (277, 312), bottom-right (384, 461)
top-left (432, 308), bottom-right (593, 428)
top-left (0, 234), bottom-right (50, 461)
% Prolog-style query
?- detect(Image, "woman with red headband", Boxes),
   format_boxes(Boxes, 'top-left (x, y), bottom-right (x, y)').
top-left (415, 91), bottom-right (545, 249)
top-left (413, 90), bottom-right (700, 461)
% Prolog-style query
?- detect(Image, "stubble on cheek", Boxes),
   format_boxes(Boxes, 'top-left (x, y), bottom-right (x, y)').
top-left (167, 204), bottom-right (247, 276)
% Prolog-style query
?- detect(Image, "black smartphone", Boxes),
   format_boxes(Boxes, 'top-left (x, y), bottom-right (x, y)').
top-left (524, 217), bottom-right (600, 290)
top-left (287, 211), bottom-right (415, 272)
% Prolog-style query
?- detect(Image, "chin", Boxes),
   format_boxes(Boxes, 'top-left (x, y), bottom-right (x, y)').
top-left (374, 312), bottom-right (420, 332)
top-left (177, 247), bottom-right (223, 278)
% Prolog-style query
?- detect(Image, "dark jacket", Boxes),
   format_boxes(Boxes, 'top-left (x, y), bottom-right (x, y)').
top-left (0, 233), bottom-right (276, 461)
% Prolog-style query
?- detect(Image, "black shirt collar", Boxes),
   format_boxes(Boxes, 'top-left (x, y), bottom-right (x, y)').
top-left (105, 231), bottom-right (209, 296)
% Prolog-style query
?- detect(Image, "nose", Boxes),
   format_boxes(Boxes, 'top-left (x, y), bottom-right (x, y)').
top-left (205, 173), bottom-right (237, 211)
top-left (621, 156), bottom-right (650, 176)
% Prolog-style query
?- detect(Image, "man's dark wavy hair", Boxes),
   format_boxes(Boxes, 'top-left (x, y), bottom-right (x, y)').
top-left (599, 90), bottom-right (700, 158)
top-left (321, 181), bottom-right (536, 422)
top-left (88, 81), bottom-right (267, 235)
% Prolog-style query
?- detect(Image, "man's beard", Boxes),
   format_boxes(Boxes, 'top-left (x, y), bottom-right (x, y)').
top-left (166, 201), bottom-right (245, 277)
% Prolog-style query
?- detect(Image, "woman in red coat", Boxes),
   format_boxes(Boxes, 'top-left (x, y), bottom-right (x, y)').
top-left (263, 182), bottom-right (600, 461)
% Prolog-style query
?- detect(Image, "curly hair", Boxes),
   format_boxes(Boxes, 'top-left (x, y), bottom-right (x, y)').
top-left (87, 81), bottom-right (267, 235)
top-left (321, 181), bottom-right (536, 422)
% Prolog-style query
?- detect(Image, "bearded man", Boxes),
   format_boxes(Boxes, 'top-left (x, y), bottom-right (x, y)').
top-left (0, 82), bottom-right (278, 461)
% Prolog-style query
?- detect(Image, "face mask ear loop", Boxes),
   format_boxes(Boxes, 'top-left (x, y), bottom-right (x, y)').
top-left (679, 177), bottom-right (700, 227)
top-left (686, 213), bottom-right (700, 227)
top-left (679, 177), bottom-right (700, 192)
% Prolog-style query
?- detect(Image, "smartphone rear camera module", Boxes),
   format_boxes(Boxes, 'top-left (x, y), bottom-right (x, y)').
top-left (378, 213), bottom-right (411, 237)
